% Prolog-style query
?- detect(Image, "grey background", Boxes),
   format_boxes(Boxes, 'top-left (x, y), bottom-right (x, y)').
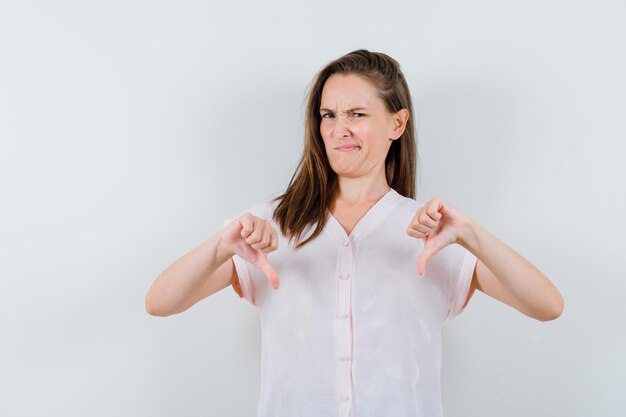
top-left (1, 1), bottom-right (624, 416)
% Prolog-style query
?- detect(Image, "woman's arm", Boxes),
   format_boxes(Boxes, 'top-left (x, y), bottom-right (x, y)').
top-left (457, 218), bottom-right (564, 321)
top-left (145, 212), bottom-right (281, 316)
top-left (408, 197), bottom-right (564, 322)
top-left (145, 232), bottom-right (235, 317)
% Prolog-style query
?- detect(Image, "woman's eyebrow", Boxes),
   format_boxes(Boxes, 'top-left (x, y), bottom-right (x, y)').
top-left (319, 107), bottom-right (367, 113)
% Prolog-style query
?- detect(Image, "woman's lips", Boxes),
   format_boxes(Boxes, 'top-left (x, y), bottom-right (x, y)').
top-left (335, 145), bottom-right (360, 152)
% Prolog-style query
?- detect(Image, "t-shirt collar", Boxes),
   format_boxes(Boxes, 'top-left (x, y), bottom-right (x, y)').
top-left (324, 187), bottom-right (402, 245)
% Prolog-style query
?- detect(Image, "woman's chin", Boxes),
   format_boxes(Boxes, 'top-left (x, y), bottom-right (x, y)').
top-left (331, 168), bottom-right (360, 178)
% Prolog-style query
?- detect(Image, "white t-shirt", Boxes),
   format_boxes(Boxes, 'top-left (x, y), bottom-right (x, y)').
top-left (223, 187), bottom-right (478, 417)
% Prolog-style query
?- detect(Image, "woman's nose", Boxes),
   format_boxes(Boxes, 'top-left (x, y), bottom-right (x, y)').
top-left (333, 117), bottom-right (350, 138)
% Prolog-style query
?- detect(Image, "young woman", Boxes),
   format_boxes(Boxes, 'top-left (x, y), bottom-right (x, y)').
top-left (145, 49), bottom-right (564, 417)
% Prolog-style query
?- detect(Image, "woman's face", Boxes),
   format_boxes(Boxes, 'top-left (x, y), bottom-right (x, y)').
top-left (319, 73), bottom-right (406, 180)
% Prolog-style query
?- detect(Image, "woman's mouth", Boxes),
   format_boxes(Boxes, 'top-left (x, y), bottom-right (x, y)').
top-left (335, 145), bottom-right (360, 152)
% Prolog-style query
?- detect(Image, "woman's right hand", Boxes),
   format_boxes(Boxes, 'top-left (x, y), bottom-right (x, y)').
top-left (219, 213), bottom-right (280, 289)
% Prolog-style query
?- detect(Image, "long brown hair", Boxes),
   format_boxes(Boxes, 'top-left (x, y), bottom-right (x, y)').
top-left (271, 49), bottom-right (419, 249)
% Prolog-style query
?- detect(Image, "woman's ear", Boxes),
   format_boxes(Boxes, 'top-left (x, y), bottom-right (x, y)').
top-left (391, 108), bottom-right (410, 139)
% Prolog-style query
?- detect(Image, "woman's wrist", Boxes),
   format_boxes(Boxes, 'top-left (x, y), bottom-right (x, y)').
top-left (215, 231), bottom-right (235, 261)
top-left (455, 216), bottom-right (480, 251)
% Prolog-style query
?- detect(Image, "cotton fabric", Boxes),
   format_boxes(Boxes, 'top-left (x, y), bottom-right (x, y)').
top-left (223, 187), bottom-right (478, 417)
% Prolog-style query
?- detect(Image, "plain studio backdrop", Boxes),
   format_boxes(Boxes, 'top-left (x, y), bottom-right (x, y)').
top-left (1, 1), bottom-right (624, 416)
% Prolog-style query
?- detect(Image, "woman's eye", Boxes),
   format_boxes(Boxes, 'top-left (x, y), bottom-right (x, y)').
top-left (352, 112), bottom-right (365, 118)
top-left (321, 113), bottom-right (334, 119)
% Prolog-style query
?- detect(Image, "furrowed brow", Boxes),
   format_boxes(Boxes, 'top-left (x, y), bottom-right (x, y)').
top-left (319, 107), bottom-right (367, 113)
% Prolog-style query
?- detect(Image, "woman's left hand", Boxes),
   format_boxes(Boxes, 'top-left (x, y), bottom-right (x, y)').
top-left (406, 197), bottom-right (471, 277)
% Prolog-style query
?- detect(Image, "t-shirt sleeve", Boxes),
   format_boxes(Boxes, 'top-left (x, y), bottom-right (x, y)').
top-left (222, 199), bottom-right (275, 308)
top-left (429, 243), bottom-right (478, 320)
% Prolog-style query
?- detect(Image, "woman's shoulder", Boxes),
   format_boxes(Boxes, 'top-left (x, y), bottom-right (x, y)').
top-left (391, 189), bottom-right (425, 214)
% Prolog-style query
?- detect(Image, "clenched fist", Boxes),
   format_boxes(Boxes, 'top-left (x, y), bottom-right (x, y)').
top-left (406, 197), bottom-right (470, 278)
top-left (220, 212), bottom-right (280, 289)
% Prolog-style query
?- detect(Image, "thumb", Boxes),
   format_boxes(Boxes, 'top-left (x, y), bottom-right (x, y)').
top-left (254, 252), bottom-right (280, 289)
top-left (416, 246), bottom-right (438, 278)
